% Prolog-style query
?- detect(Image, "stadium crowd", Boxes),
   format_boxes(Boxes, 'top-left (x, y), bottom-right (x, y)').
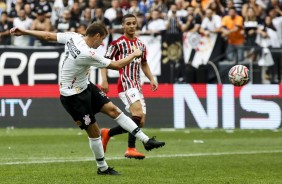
top-left (0, 0), bottom-right (282, 83)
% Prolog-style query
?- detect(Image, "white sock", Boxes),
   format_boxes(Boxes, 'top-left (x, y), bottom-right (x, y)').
top-left (115, 112), bottom-right (149, 143)
top-left (89, 137), bottom-right (108, 171)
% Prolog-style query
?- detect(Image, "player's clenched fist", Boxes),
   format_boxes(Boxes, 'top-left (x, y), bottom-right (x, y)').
top-left (10, 27), bottom-right (24, 36)
top-left (133, 49), bottom-right (142, 57)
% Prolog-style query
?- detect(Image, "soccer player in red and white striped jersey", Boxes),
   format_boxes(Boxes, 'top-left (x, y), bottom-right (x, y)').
top-left (101, 14), bottom-right (158, 159)
top-left (105, 31), bottom-right (147, 93)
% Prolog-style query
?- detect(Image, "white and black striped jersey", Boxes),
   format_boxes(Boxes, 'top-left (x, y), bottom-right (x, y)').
top-left (57, 32), bottom-right (111, 96)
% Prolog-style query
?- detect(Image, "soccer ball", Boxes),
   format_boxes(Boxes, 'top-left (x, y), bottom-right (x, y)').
top-left (228, 65), bottom-right (249, 86)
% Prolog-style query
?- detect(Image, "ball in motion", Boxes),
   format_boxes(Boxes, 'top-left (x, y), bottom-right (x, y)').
top-left (228, 65), bottom-right (249, 86)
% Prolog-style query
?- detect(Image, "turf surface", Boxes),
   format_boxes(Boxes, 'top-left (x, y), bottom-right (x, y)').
top-left (1, 128), bottom-right (282, 184)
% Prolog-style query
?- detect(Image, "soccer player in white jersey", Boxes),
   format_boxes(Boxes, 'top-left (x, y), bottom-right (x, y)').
top-left (10, 23), bottom-right (165, 175)
top-left (100, 14), bottom-right (158, 159)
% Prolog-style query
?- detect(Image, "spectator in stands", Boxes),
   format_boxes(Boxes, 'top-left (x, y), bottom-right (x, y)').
top-left (167, 0), bottom-right (187, 20)
top-left (52, 0), bottom-right (72, 26)
top-left (166, 4), bottom-right (182, 34)
top-left (256, 15), bottom-right (281, 83)
top-left (191, 0), bottom-right (210, 10)
top-left (193, 0), bottom-right (204, 19)
top-left (181, 5), bottom-right (201, 33)
top-left (128, 0), bottom-right (140, 15)
top-left (30, 9), bottom-right (51, 45)
top-left (0, 11), bottom-right (12, 45)
top-left (257, 0), bottom-right (270, 10)
top-left (120, 0), bottom-right (131, 10)
top-left (91, 7), bottom-right (111, 30)
top-left (232, 0), bottom-right (245, 15)
top-left (80, 7), bottom-right (92, 27)
top-left (12, 8), bottom-right (32, 46)
top-left (104, 0), bottom-right (120, 22)
top-left (142, 9), bottom-right (166, 34)
top-left (268, 8), bottom-right (282, 47)
top-left (241, 0), bottom-right (263, 17)
top-left (174, 0), bottom-right (189, 13)
top-left (221, 7), bottom-right (245, 62)
top-left (136, 12), bottom-right (146, 35)
top-left (26, 0), bottom-right (36, 12)
top-left (5, 0), bottom-right (14, 13)
top-left (205, 0), bottom-right (225, 16)
top-left (78, 0), bottom-right (87, 10)
top-left (86, 0), bottom-right (99, 19)
top-left (34, 0), bottom-right (52, 18)
top-left (8, 0), bottom-right (25, 20)
top-left (138, 0), bottom-right (151, 16)
top-left (55, 9), bottom-right (76, 32)
top-left (267, 8), bottom-right (282, 83)
top-left (243, 7), bottom-right (260, 61)
top-left (24, 4), bottom-right (36, 20)
top-left (199, 7), bottom-right (222, 37)
top-left (223, 0), bottom-right (235, 15)
top-left (92, 7), bottom-right (112, 47)
top-left (167, 0), bottom-right (187, 19)
top-left (111, 8), bottom-right (124, 34)
top-left (70, 1), bottom-right (81, 23)
top-left (149, 0), bottom-right (168, 19)
top-left (266, 0), bottom-right (282, 13)
top-left (0, 0), bottom-right (7, 14)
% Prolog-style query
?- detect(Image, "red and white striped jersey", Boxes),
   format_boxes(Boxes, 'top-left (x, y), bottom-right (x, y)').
top-left (105, 35), bottom-right (147, 93)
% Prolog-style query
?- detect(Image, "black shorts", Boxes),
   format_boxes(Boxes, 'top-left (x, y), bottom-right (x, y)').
top-left (60, 83), bottom-right (111, 130)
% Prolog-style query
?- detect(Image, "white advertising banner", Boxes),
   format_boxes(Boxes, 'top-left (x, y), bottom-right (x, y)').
top-left (182, 32), bottom-right (217, 68)
top-left (174, 84), bottom-right (282, 129)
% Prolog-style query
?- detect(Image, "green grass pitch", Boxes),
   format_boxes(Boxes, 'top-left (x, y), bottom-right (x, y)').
top-left (1, 128), bottom-right (282, 184)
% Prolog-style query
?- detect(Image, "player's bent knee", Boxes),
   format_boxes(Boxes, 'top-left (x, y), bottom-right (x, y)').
top-left (132, 111), bottom-right (144, 119)
top-left (115, 106), bottom-right (122, 114)
top-left (107, 105), bottom-right (122, 118)
top-left (75, 120), bottom-right (96, 131)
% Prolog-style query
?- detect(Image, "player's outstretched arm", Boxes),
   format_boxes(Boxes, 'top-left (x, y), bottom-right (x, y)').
top-left (107, 49), bottom-right (142, 70)
top-left (10, 27), bottom-right (57, 42)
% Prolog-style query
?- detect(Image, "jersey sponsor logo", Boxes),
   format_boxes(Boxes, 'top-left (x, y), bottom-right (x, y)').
top-left (66, 38), bottom-right (81, 59)
top-left (75, 87), bottom-right (82, 93)
top-left (83, 114), bottom-right (91, 125)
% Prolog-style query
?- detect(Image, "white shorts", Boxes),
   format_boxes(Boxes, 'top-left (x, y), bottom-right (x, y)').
top-left (119, 88), bottom-right (146, 114)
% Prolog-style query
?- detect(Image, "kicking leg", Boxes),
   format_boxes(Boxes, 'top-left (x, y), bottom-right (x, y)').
top-left (100, 102), bottom-right (165, 151)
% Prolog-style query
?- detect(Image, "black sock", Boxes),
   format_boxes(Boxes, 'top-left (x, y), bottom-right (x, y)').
top-left (128, 116), bottom-right (141, 148)
top-left (108, 126), bottom-right (126, 137)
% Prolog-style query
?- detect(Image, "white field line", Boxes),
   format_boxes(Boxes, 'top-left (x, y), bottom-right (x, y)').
top-left (1, 150), bottom-right (282, 166)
